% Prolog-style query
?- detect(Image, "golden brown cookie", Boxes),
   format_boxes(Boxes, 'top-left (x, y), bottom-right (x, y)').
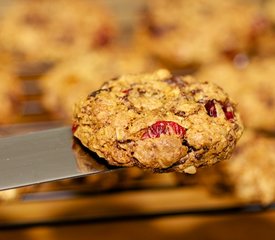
top-left (179, 129), bottom-right (275, 205)
top-left (196, 57), bottom-right (275, 132)
top-left (40, 49), bottom-right (159, 120)
top-left (0, 0), bottom-right (117, 63)
top-left (73, 69), bottom-right (243, 173)
top-left (224, 130), bottom-right (275, 204)
top-left (0, 54), bottom-right (23, 124)
top-left (135, 0), bottom-right (267, 68)
top-left (255, 0), bottom-right (275, 57)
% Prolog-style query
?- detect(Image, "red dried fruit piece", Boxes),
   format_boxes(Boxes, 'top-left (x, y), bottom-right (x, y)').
top-left (93, 26), bottom-right (113, 48)
top-left (72, 122), bottom-right (79, 133)
top-left (122, 88), bottom-right (133, 94)
top-left (142, 121), bottom-right (186, 139)
top-left (222, 103), bottom-right (235, 121)
top-left (205, 100), bottom-right (217, 117)
top-left (222, 46), bottom-right (239, 60)
top-left (224, 111), bottom-right (234, 120)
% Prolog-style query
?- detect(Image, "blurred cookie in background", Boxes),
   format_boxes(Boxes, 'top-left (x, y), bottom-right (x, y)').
top-left (224, 130), bottom-right (275, 205)
top-left (256, 0), bottom-right (275, 57)
top-left (196, 57), bottom-right (275, 132)
top-left (0, 54), bottom-right (23, 124)
top-left (39, 49), bottom-right (160, 120)
top-left (135, 0), bottom-right (268, 68)
top-left (0, 0), bottom-right (118, 64)
top-left (175, 130), bottom-right (275, 205)
top-left (0, 71), bottom-right (22, 124)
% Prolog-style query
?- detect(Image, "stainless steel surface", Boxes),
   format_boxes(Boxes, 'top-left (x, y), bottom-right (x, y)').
top-left (0, 127), bottom-right (119, 191)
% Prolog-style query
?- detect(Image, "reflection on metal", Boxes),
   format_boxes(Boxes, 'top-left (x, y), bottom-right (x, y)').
top-left (73, 137), bottom-right (119, 174)
top-left (0, 127), bottom-right (120, 191)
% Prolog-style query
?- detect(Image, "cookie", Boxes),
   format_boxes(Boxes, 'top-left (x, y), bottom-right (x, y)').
top-left (40, 49), bottom-right (159, 120)
top-left (255, 0), bottom-right (275, 57)
top-left (0, 0), bottom-right (117, 63)
top-left (196, 57), bottom-right (275, 132)
top-left (135, 0), bottom-right (267, 68)
top-left (0, 55), bottom-right (23, 124)
top-left (179, 129), bottom-right (275, 204)
top-left (225, 130), bottom-right (275, 204)
top-left (73, 69), bottom-right (243, 173)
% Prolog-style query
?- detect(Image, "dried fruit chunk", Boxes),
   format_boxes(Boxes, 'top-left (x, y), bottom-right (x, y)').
top-left (122, 88), bottom-right (132, 94)
top-left (72, 122), bottom-right (79, 133)
top-left (204, 100), bottom-right (217, 117)
top-left (142, 121), bottom-right (186, 139)
top-left (222, 103), bottom-right (235, 120)
top-left (93, 26), bottom-right (113, 48)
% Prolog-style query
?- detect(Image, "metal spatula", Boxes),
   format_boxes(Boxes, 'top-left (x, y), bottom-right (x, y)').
top-left (0, 127), bottom-right (121, 191)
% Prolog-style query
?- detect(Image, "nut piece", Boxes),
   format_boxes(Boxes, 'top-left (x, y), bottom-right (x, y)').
top-left (183, 166), bottom-right (197, 174)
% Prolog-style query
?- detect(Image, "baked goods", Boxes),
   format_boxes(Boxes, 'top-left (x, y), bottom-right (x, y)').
top-left (177, 129), bottom-right (275, 204)
top-left (135, 0), bottom-right (267, 67)
top-left (255, 0), bottom-right (275, 57)
top-left (0, 53), bottom-right (23, 124)
top-left (0, 0), bottom-right (117, 63)
top-left (224, 130), bottom-right (275, 204)
top-left (196, 130), bottom-right (275, 205)
top-left (40, 49), bottom-right (159, 120)
top-left (73, 69), bottom-right (243, 173)
top-left (196, 57), bottom-right (275, 132)
top-left (0, 54), bottom-right (23, 124)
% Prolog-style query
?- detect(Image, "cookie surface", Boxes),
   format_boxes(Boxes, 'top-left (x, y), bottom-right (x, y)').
top-left (73, 69), bottom-right (243, 173)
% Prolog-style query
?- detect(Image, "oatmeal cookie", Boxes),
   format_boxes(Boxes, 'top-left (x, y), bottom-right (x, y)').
top-left (255, 0), bottom-right (275, 57)
top-left (0, 0), bottom-right (117, 63)
top-left (0, 55), bottom-right (23, 124)
top-left (174, 129), bottom-right (275, 204)
top-left (135, 0), bottom-right (267, 67)
top-left (73, 69), bottom-right (243, 173)
top-left (40, 49), bottom-right (159, 120)
top-left (197, 57), bottom-right (275, 132)
top-left (224, 130), bottom-right (275, 204)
